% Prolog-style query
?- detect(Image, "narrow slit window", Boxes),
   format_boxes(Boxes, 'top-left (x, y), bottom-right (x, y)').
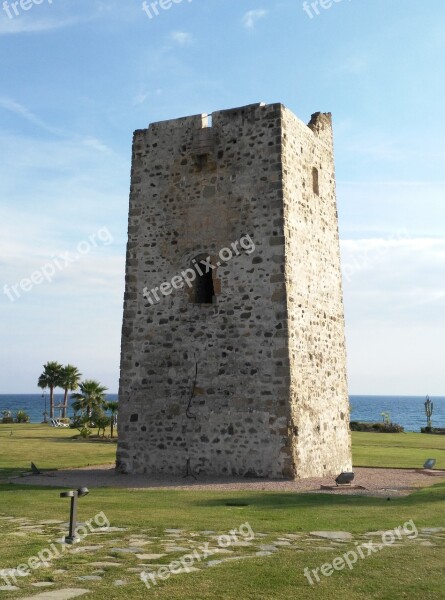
top-left (312, 167), bottom-right (320, 196)
top-left (193, 257), bottom-right (214, 304)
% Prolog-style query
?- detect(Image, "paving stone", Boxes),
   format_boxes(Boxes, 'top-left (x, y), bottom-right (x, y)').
top-left (259, 545), bottom-right (278, 552)
top-left (420, 541), bottom-right (435, 547)
top-left (113, 580), bottom-right (127, 586)
top-left (206, 548), bottom-right (233, 555)
top-left (69, 546), bottom-right (103, 554)
top-left (32, 583), bottom-right (56, 588)
top-left (421, 528), bottom-right (444, 534)
top-left (38, 520), bottom-right (65, 525)
top-left (77, 576), bottom-right (102, 581)
top-left (126, 568), bottom-right (144, 573)
top-left (0, 586), bottom-right (20, 591)
top-left (310, 531), bottom-right (353, 541)
top-left (164, 546), bottom-right (191, 553)
top-left (128, 540), bottom-right (153, 546)
top-left (111, 547), bottom-right (146, 554)
top-left (229, 541), bottom-right (252, 547)
top-left (273, 541), bottom-right (292, 546)
top-left (92, 527), bottom-right (127, 533)
top-left (19, 589), bottom-right (90, 600)
top-left (89, 562), bottom-right (122, 568)
top-left (205, 556), bottom-right (255, 567)
top-left (164, 529), bottom-right (184, 534)
top-left (135, 554), bottom-right (166, 560)
top-left (256, 551), bottom-right (273, 557)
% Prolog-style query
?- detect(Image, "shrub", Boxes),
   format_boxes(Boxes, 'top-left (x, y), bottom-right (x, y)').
top-left (1, 410), bottom-right (13, 424)
top-left (350, 421), bottom-right (404, 433)
top-left (421, 427), bottom-right (445, 435)
top-left (15, 410), bottom-right (30, 423)
top-left (70, 415), bottom-right (89, 429)
top-left (78, 427), bottom-right (92, 439)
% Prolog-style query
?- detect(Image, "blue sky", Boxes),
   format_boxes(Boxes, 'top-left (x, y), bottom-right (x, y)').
top-left (1, 0), bottom-right (444, 394)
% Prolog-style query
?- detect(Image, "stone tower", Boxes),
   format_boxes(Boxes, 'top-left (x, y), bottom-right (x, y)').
top-left (117, 102), bottom-right (352, 479)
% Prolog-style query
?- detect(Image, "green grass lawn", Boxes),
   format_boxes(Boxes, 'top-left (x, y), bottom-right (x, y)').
top-left (352, 431), bottom-right (445, 469)
top-left (0, 426), bottom-right (444, 599)
top-left (0, 424), bottom-right (116, 479)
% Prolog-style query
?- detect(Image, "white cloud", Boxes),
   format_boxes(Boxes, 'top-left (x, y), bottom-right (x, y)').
top-left (133, 89), bottom-right (163, 106)
top-left (341, 236), bottom-right (445, 320)
top-left (170, 31), bottom-right (193, 45)
top-left (82, 136), bottom-right (112, 153)
top-left (0, 96), bottom-right (64, 136)
top-left (0, 17), bottom-right (79, 36)
top-left (242, 9), bottom-right (268, 29)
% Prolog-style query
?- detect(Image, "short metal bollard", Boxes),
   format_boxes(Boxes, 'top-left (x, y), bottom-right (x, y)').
top-left (59, 487), bottom-right (89, 544)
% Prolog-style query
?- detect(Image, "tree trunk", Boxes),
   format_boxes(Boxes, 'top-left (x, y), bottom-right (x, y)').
top-left (62, 389), bottom-right (68, 419)
top-left (49, 386), bottom-right (54, 419)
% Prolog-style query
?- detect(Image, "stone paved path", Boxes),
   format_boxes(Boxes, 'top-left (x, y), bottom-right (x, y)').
top-left (0, 514), bottom-right (444, 597)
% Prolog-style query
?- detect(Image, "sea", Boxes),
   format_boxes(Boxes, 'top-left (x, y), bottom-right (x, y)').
top-left (0, 394), bottom-right (443, 432)
top-left (0, 394), bottom-right (118, 423)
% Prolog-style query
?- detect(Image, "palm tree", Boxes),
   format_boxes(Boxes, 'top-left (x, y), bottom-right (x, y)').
top-left (71, 380), bottom-right (108, 419)
top-left (59, 365), bottom-right (82, 419)
top-left (38, 362), bottom-right (63, 419)
top-left (106, 401), bottom-right (119, 438)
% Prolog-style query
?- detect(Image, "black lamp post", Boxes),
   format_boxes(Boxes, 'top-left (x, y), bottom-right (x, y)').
top-left (60, 487), bottom-right (89, 544)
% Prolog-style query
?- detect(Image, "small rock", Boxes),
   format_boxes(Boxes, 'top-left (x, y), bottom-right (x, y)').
top-left (310, 531), bottom-right (353, 541)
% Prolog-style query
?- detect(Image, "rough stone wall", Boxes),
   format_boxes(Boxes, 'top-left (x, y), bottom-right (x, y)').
top-left (281, 108), bottom-right (352, 477)
top-left (117, 102), bottom-right (351, 479)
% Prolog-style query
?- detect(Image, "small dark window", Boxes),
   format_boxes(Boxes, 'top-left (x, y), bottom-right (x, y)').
top-left (193, 257), bottom-right (214, 304)
top-left (312, 167), bottom-right (319, 196)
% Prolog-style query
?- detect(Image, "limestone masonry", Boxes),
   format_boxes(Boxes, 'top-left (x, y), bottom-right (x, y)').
top-left (117, 102), bottom-right (352, 479)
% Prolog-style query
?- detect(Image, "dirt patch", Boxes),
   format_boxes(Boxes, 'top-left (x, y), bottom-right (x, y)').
top-left (10, 465), bottom-right (445, 498)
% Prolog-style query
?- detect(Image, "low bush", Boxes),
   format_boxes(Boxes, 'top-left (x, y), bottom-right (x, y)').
top-left (15, 410), bottom-right (30, 423)
top-left (421, 427), bottom-right (445, 435)
top-left (350, 421), bottom-right (404, 433)
top-left (1, 410), bottom-right (13, 424)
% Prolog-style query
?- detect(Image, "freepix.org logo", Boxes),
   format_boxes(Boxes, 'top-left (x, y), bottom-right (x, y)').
top-left (143, 234), bottom-right (255, 306)
top-left (2, 0), bottom-right (54, 20)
